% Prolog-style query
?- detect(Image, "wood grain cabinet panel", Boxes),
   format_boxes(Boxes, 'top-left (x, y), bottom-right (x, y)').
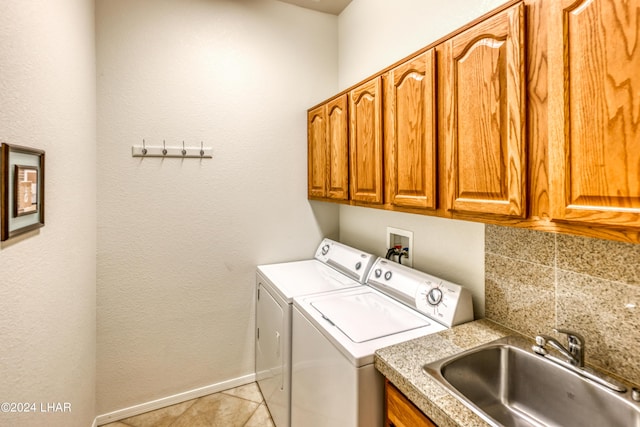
top-left (442, 3), bottom-right (527, 217)
top-left (385, 380), bottom-right (437, 427)
top-left (350, 77), bottom-right (384, 204)
top-left (308, 105), bottom-right (327, 198)
top-left (326, 95), bottom-right (349, 200)
top-left (548, 0), bottom-right (640, 227)
top-left (385, 50), bottom-right (437, 210)
top-left (307, 95), bottom-right (349, 201)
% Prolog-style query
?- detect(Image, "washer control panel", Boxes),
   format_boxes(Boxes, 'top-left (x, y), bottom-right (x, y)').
top-left (366, 259), bottom-right (474, 327)
top-left (414, 281), bottom-right (465, 324)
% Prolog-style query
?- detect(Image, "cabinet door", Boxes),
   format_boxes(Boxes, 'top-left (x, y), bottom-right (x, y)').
top-left (443, 3), bottom-right (526, 217)
top-left (386, 50), bottom-right (437, 209)
top-left (385, 380), bottom-right (437, 427)
top-left (350, 77), bottom-right (383, 204)
top-left (308, 105), bottom-right (327, 198)
top-left (326, 95), bottom-right (349, 200)
top-left (548, 0), bottom-right (640, 227)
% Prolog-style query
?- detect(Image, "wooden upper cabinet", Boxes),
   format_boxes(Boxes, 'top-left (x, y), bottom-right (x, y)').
top-left (326, 95), bottom-right (349, 200)
top-left (442, 3), bottom-right (527, 217)
top-left (308, 105), bottom-right (327, 198)
top-left (350, 77), bottom-right (384, 204)
top-left (307, 95), bottom-right (349, 201)
top-left (385, 50), bottom-right (437, 210)
top-left (548, 0), bottom-right (640, 228)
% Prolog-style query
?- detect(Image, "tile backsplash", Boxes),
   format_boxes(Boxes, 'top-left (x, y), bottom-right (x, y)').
top-left (485, 225), bottom-right (640, 386)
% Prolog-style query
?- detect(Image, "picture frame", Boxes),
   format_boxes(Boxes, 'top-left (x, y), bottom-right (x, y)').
top-left (1, 143), bottom-right (45, 241)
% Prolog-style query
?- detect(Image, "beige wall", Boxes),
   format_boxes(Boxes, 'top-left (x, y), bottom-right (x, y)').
top-left (337, 0), bottom-right (510, 89)
top-left (96, 0), bottom-right (339, 415)
top-left (485, 225), bottom-right (640, 385)
top-left (0, 0), bottom-right (97, 426)
top-left (336, 0), bottom-right (510, 317)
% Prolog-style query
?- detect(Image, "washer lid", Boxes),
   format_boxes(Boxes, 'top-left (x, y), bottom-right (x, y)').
top-left (310, 290), bottom-right (430, 343)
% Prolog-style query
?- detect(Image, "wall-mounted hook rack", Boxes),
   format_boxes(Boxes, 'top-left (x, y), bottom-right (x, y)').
top-left (132, 139), bottom-right (213, 159)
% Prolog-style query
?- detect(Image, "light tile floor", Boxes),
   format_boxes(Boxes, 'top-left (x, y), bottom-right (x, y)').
top-left (102, 383), bottom-right (275, 427)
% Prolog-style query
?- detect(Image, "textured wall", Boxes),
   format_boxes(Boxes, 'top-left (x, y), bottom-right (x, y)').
top-left (96, 0), bottom-right (339, 414)
top-left (485, 225), bottom-right (640, 385)
top-left (0, 0), bottom-right (97, 426)
top-left (337, 0), bottom-right (510, 89)
top-left (336, 0), bottom-right (510, 317)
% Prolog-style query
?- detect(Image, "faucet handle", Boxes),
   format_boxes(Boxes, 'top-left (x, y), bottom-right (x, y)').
top-left (554, 328), bottom-right (585, 366)
top-left (553, 328), bottom-right (585, 346)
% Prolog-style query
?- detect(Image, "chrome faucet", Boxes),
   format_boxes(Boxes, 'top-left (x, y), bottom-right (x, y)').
top-left (533, 328), bottom-right (584, 367)
top-left (532, 328), bottom-right (627, 392)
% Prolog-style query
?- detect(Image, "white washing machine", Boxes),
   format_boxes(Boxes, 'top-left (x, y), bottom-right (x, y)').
top-left (256, 238), bottom-right (376, 427)
top-left (291, 258), bottom-right (474, 427)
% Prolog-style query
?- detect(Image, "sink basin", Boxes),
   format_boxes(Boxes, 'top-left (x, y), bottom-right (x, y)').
top-left (423, 336), bottom-right (640, 427)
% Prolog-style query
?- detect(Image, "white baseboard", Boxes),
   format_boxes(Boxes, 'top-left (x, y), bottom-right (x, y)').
top-left (94, 373), bottom-right (257, 426)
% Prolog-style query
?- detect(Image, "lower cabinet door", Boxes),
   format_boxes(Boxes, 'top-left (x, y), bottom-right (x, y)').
top-left (385, 380), bottom-right (437, 427)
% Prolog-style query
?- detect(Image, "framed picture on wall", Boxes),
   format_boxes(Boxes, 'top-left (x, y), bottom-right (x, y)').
top-left (1, 143), bottom-right (45, 241)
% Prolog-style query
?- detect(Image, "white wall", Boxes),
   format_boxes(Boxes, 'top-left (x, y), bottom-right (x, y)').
top-left (96, 0), bottom-right (339, 414)
top-left (338, 0), bottom-right (510, 88)
top-left (337, 0), bottom-right (510, 317)
top-left (0, 1), bottom-right (97, 426)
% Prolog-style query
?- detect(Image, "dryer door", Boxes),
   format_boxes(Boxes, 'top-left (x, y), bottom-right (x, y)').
top-left (256, 281), bottom-right (289, 427)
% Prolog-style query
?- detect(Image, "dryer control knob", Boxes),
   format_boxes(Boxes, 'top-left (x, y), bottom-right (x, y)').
top-left (355, 262), bottom-right (362, 270)
top-left (384, 271), bottom-right (393, 281)
top-left (321, 244), bottom-right (330, 256)
top-left (374, 269), bottom-right (382, 278)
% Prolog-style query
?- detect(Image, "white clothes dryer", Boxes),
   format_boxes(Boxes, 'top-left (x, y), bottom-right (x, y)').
top-left (255, 238), bottom-right (376, 427)
top-left (291, 258), bottom-right (474, 427)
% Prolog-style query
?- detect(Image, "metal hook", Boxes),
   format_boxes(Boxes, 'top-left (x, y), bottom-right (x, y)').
top-left (182, 141), bottom-right (187, 156)
top-left (142, 139), bottom-right (147, 156)
top-left (200, 141), bottom-right (204, 157)
top-left (162, 140), bottom-right (167, 156)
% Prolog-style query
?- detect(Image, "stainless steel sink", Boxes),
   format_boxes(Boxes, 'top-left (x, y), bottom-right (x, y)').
top-left (423, 335), bottom-right (640, 427)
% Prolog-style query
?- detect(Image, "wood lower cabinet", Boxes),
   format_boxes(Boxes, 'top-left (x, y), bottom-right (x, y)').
top-left (441, 2), bottom-right (527, 218)
top-left (547, 0), bottom-right (640, 228)
top-left (385, 49), bottom-right (437, 210)
top-left (385, 380), bottom-right (437, 427)
top-left (350, 77), bottom-right (384, 204)
top-left (307, 95), bottom-right (349, 201)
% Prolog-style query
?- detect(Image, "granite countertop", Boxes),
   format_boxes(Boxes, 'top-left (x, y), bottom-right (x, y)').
top-left (374, 319), bottom-right (521, 427)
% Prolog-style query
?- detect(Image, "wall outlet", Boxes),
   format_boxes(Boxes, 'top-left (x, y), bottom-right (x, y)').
top-left (386, 227), bottom-right (413, 267)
